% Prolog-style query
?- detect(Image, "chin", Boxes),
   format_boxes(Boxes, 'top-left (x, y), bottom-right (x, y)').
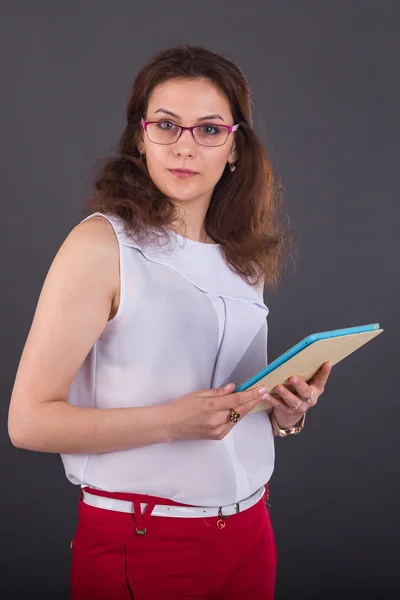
top-left (168, 193), bottom-right (199, 204)
top-left (162, 184), bottom-right (204, 204)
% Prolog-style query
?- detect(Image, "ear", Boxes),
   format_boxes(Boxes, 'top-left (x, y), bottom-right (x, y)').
top-left (137, 141), bottom-right (145, 156)
top-left (228, 141), bottom-right (237, 163)
top-left (137, 125), bottom-right (145, 154)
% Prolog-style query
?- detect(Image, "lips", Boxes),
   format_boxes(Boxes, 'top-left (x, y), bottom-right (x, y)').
top-left (169, 169), bottom-right (198, 174)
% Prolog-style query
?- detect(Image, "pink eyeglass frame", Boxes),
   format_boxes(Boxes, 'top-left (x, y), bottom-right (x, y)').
top-left (141, 118), bottom-right (240, 146)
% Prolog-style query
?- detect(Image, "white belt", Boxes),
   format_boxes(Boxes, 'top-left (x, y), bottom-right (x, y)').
top-left (82, 485), bottom-right (266, 519)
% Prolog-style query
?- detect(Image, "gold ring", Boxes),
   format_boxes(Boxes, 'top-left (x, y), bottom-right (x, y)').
top-left (228, 409), bottom-right (241, 423)
top-left (292, 398), bottom-right (303, 411)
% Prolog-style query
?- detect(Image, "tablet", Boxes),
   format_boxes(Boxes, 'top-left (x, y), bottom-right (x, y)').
top-left (234, 323), bottom-right (383, 413)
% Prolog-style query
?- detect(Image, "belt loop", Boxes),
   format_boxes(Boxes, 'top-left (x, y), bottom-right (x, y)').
top-left (133, 501), bottom-right (155, 536)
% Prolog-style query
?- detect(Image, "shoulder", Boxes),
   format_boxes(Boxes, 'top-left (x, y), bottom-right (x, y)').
top-left (51, 214), bottom-right (120, 298)
top-left (61, 214), bottom-right (120, 265)
top-left (71, 214), bottom-right (119, 246)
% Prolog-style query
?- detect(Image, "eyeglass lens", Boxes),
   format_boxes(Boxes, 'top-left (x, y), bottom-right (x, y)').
top-left (146, 121), bottom-right (229, 147)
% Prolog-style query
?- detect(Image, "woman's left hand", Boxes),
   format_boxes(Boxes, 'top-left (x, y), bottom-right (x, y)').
top-left (266, 360), bottom-right (332, 429)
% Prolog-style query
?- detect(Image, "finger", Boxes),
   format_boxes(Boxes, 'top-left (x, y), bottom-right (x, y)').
top-left (240, 393), bottom-right (270, 415)
top-left (273, 384), bottom-right (307, 411)
top-left (197, 383), bottom-right (237, 398)
top-left (263, 393), bottom-right (302, 415)
top-left (228, 386), bottom-right (269, 410)
top-left (309, 360), bottom-right (332, 389)
top-left (225, 393), bottom-right (267, 426)
top-left (287, 375), bottom-right (313, 401)
top-left (198, 384), bottom-right (267, 413)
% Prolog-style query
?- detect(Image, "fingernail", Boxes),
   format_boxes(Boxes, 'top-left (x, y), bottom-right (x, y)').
top-left (262, 393), bottom-right (272, 401)
top-left (328, 361), bottom-right (332, 368)
top-left (224, 383), bottom-right (235, 391)
top-left (258, 387), bottom-right (267, 395)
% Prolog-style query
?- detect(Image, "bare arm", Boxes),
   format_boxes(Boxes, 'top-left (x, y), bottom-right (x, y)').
top-left (8, 216), bottom-right (171, 454)
top-left (12, 402), bottom-right (172, 454)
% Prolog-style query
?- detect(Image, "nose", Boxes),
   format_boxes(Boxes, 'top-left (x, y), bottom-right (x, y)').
top-left (173, 128), bottom-right (197, 158)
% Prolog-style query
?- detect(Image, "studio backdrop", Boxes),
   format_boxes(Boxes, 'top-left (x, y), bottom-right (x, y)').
top-left (1, 1), bottom-right (398, 599)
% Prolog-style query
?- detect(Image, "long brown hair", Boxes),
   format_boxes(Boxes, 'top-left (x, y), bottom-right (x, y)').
top-left (84, 44), bottom-right (295, 291)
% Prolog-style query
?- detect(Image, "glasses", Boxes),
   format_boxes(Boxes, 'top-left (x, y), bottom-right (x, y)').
top-left (141, 118), bottom-right (240, 147)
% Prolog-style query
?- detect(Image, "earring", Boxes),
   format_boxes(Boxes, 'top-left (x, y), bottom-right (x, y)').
top-left (139, 151), bottom-right (145, 160)
top-left (229, 161), bottom-right (236, 172)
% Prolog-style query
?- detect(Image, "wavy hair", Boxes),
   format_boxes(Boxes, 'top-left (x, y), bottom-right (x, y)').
top-left (84, 44), bottom-right (295, 290)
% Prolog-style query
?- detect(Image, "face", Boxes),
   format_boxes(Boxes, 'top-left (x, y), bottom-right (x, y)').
top-left (138, 78), bottom-right (237, 209)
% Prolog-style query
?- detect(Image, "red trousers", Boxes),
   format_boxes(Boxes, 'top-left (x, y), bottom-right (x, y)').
top-left (70, 485), bottom-right (277, 599)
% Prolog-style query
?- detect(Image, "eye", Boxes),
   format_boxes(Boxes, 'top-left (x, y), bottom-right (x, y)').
top-left (157, 120), bottom-right (179, 130)
top-left (198, 125), bottom-right (221, 135)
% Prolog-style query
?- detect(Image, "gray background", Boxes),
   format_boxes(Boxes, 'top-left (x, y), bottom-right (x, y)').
top-left (1, 1), bottom-right (398, 598)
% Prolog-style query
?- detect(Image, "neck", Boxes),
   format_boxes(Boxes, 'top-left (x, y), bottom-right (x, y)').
top-left (182, 224), bottom-right (208, 243)
top-left (171, 198), bottom-right (211, 243)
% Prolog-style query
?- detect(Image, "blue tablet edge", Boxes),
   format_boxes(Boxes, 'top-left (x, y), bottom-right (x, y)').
top-left (234, 322), bottom-right (380, 392)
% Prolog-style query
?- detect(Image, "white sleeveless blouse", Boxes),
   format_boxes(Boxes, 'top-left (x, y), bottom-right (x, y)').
top-left (60, 212), bottom-right (275, 506)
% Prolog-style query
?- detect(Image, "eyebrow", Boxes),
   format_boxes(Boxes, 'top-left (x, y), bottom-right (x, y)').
top-left (153, 108), bottom-right (225, 122)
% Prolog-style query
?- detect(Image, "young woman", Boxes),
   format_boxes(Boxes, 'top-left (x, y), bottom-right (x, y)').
top-left (8, 45), bottom-right (332, 600)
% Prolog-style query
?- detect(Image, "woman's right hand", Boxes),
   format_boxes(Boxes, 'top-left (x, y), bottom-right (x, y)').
top-left (164, 383), bottom-right (269, 441)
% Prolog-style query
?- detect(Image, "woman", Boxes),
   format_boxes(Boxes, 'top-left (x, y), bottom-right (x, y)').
top-left (8, 45), bottom-right (332, 599)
